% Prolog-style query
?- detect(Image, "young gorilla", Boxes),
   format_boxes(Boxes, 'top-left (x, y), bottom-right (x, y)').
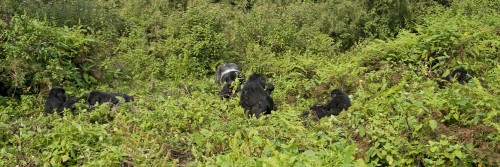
top-left (44, 86), bottom-right (78, 115)
top-left (86, 91), bottom-right (134, 111)
top-left (239, 73), bottom-right (276, 118)
top-left (44, 86), bottom-right (67, 114)
top-left (438, 66), bottom-right (475, 88)
top-left (304, 88), bottom-right (351, 121)
top-left (215, 63), bottom-right (244, 99)
top-left (64, 97), bottom-right (79, 112)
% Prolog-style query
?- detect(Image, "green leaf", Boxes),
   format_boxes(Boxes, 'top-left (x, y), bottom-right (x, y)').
top-left (62, 154), bottom-right (70, 162)
top-left (453, 150), bottom-right (464, 159)
top-left (466, 143), bottom-right (474, 150)
top-left (355, 159), bottom-right (367, 167)
top-left (430, 146), bottom-right (438, 152)
top-left (387, 155), bottom-right (394, 165)
top-left (429, 120), bottom-right (438, 130)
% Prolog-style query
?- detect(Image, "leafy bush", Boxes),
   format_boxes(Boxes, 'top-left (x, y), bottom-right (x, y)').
top-left (8, 0), bottom-right (127, 34)
top-left (0, 0), bottom-right (498, 166)
top-left (0, 15), bottom-right (96, 95)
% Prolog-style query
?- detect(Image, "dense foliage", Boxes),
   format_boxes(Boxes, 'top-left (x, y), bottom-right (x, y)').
top-left (0, 0), bottom-right (498, 166)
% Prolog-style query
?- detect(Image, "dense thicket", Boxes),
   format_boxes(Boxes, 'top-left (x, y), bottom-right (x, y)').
top-left (0, 0), bottom-right (498, 166)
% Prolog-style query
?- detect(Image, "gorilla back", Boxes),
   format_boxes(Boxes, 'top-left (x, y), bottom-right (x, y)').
top-left (239, 73), bottom-right (276, 118)
top-left (308, 88), bottom-right (351, 120)
top-left (324, 89), bottom-right (351, 115)
top-left (216, 63), bottom-right (244, 99)
top-left (87, 91), bottom-right (134, 111)
top-left (215, 63), bottom-right (241, 84)
top-left (44, 86), bottom-right (67, 114)
top-left (446, 67), bottom-right (474, 84)
top-left (438, 66), bottom-right (475, 88)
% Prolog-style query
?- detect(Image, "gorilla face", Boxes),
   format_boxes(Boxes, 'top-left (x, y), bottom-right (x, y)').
top-left (87, 91), bottom-right (134, 111)
top-left (239, 73), bottom-right (276, 118)
top-left (44, 86), bottom-right (68, 114)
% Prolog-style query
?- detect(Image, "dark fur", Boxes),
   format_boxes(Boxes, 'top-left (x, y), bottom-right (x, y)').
top-left (64, 97), bottom-right (79, 112)
top-left (438, 67), bottom-right (475, 88)
top-left (307, 89), bottom-right (351, 120)
top-left (216, 63), bottom-right (244, 99)
top-left (44, 86), bottom-right (68, 114)
top-left (265, 83), bottom-right (274, 95)
top-left (87, 91), bottom-right (134, 111)
top-left (239, 73), bottom-right (276, 118)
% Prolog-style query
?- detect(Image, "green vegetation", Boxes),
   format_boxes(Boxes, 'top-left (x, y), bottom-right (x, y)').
top-left (1, 0), bottom-right (499, 166)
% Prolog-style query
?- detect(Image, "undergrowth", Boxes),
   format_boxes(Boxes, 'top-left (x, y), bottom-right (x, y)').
top-left (0, 0), bottom-right (498, 166)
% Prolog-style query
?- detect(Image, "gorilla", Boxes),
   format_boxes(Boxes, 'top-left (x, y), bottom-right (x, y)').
top-left (215, 63), bottom-right (244, 99)
top-left (324, 89), bottom-right (351, 115)
top-left (44, 86), bottom-right (74, 115)
top-left (304, 88), bottom-right (351, 120)
top-left (86, 91), bottom-right (134, 111)
top-left (0, 82), bottom-right (8, 96)
top-left (64, 97), bottom-right (79, 112)
top-left (239, 73), bottom-right (276, 118)
top-left (438, 66), bottom-right (475, 88)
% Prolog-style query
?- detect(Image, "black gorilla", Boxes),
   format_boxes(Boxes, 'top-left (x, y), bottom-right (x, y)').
top-left (64, 97), bottom-right (79, 112)
top-left (438, 66), bottom-right (475, 88)
top-left (324, 89), bottom-right (351, 115)
top-left (445, 67), bottom-right (474, 84)
top-left (215, 63), bottom-right (244, 99)
top-left (87, 91), bottom-right (134, 111)
top-left (240, 73), bottom-right (276, 118)
top-left (265, 83), bottom-right (274, 95)
top-left (44, 86), bottom-right (68, 114)
top-left (305, 88), bottom-right (351, 120)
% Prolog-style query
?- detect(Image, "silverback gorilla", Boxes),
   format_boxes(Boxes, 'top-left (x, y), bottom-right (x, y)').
top-left (215, 63), bottom-right (244, 99)
top-left (240, 73), bottom-right (276, 118)
top-left (44, 86), bottom-right (77, 115)
top-left (438, 66), bottom-right (475, 88)
top-left (305, 88), bottom-right (351, 120)
top-left (87, 91), bottom-right (134, 111)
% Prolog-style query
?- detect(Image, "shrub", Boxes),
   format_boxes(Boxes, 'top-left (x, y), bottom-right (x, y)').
top-left (0, 15), bottom-right (96, 95)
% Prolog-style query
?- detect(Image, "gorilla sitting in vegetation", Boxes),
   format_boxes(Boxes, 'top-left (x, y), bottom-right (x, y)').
top-left (44, 86), bottom-right (76, 115)
top-left (86, 91), bottom-right (134, 111)
top-left (303, 88), bottom-right (351, 120)
top-left (438, 66), bottom-right (475, 88)
top-left (215, 63), bottom-right (244, 99)
top-left (240, 73), bottom-right (276, 118)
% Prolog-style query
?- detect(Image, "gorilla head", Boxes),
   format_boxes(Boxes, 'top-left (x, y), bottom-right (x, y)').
top-left (240, 73), bottom-right (276, 118)
top-left (87, 91), bottom-right (134, 111)
top-left (438, 66), bottom-right (475, 88)
top-left (308, 88), bottom-right (351, 120)
top-left (44, 86), bottom-right (68, 114)
top-left (215, 63), bottom-right (244, 99)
